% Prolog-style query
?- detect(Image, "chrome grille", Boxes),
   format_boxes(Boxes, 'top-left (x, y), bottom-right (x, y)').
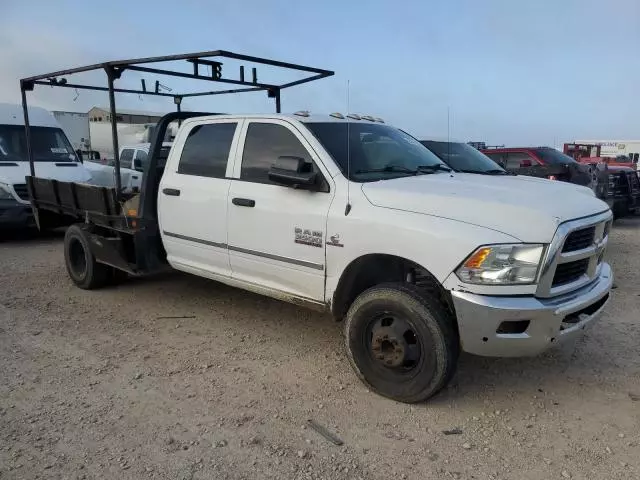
top-left (552, 258), bottom-right (589, 286)
top-left (629, 172), bottom-right (640, 194)
top-left (12, 183), bottom-right (29, 201)
top-left (562, 226), bottom-right (595, 253)
top-left (536, 211), bottom-right (612, 298)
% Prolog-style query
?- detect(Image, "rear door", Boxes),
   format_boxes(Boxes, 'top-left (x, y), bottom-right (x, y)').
top-left (158, 118), bottom-right (242, 278)
top-left (226, 119), bottom-right (333, 302)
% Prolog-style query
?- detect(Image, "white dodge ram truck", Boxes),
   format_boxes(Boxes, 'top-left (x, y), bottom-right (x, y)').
top-left (45, 112), bottom-right (614, 403)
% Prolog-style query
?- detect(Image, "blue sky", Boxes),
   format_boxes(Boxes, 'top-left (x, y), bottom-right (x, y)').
top-left (1, 0), bottom-right (638, 146)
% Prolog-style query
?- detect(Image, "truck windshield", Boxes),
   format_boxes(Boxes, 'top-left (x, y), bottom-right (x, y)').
top-left (534, 147), bottom-right (577, 165)
top-left (305, 122), bottom-right (447, 182)
top-left (0, 125), bottom-right (77, 163)
top-left (421, 140), bottom-right (507, 174)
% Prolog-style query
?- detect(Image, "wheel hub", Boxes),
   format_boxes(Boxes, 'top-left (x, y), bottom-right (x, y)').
top-left (369, 316), bottom-right (420, 370)
top-left (371, 327), bottom-right (406, 367)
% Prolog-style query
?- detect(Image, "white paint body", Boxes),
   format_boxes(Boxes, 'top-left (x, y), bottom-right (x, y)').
top-left (83, 143), bottom-right (166, 193)
top-left (52, 111), bottom-right (90, 151)
top-left (0, 103), bottom-right (92, 204)
top-left (157, 114), bottom-right (611, 308)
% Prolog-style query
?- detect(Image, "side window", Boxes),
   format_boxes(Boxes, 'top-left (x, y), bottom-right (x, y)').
top-left (134, 149), bottom-right (148, 162)
top-left (120, 149), bottom-right (134, 169)
top-left (241, 123), bottom-right (317, 185)
top-left (178, 122), bottom-right (237, 178)
top-left (133, 149), bottom-right (148, 170)
top-left (505, 152), bottom-right (534, 169)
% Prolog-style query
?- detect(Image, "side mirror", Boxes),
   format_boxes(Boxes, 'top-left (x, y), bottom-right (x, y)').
top-left (268, 156), bottom-right (317, 189)
top-left (75, 149), bottom-right (84, 164)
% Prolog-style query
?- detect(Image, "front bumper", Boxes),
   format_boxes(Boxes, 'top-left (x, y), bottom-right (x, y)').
top-left (0, 199), bottom-right (33, 228)
top-left (451, 262), bottom-right (613, 357)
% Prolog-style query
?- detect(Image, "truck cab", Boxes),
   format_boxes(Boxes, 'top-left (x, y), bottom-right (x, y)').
top-left (0, 103), bottom-right (91, 228)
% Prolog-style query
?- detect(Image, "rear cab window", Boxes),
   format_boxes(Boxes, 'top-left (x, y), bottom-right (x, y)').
top-left (177, 122), bottom-right (238, 178)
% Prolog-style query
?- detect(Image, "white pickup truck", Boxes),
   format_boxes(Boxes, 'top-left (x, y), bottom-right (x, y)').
top-left (82, 143), bottom-right (163, 193)
top-left (30, 112), bottom-right (613, 402)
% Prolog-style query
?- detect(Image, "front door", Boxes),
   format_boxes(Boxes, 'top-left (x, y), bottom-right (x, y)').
top-left (227, 119), bottom-right (333, 302)
top-left (158, 118), bottom-right (242, 278)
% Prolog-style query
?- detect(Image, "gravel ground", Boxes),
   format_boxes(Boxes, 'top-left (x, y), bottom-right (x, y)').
top-left (1, 218), bottom-right (639, 480)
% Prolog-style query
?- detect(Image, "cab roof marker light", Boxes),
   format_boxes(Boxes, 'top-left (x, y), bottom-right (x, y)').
top-left (330, 112), bottom-right (345, 119)
top-left (361, 115), bottom-right (376, 122)
top-left (346, 114), bottom-right (361, 120)
top-left (294, 110), bottom-right (310, 117)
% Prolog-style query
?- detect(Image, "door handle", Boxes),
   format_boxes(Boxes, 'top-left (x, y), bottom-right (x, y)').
top-left (232, 197), bottom-right (255, 207)
top-left (162, 188), bottom-right (181, 196)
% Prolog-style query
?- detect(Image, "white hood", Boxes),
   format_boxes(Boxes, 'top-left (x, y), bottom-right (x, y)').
top-left (0, 161), bottom-right (92, 199)
top-left (361, 173), bottom-right (610, 242)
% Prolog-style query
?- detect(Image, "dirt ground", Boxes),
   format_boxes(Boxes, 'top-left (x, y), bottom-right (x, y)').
top-left (1, 218), bottom-right (639, 480)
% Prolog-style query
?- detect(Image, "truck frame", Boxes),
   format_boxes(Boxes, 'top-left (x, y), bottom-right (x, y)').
top-left (21, 50), bottom-right (334, 276)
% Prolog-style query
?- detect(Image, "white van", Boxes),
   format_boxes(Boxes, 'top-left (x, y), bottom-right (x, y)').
top-left (0, 103), bottom-right (92, 228)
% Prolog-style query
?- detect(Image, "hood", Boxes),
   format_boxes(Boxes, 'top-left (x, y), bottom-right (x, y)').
top-left (361, 173), bottom-right (610, 242)
top-left (0, 161), bottom-right (92, 186)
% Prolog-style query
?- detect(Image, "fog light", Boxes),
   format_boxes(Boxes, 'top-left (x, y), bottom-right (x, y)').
top-left (496, 320), bottom-right (530, 334)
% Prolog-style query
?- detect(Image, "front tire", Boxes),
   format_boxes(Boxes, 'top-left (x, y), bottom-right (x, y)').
top-left (344, 283), bottom-right (459, 403)
top-left (64, 225), bottom-right (110, 290)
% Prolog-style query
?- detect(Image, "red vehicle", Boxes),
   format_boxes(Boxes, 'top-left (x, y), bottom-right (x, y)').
top-left (480, 146), bottom-right (608, 198)
top-left (564, 143), bottom-right (639, 169)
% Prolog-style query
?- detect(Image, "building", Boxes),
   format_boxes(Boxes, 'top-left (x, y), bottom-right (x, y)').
top-left (51, 111), bottom-right (90, 150)
top-left (48, 106), bottom-right (168, 157)
top-left (87, 107), bottom-right (166, 125)
top-left (573, 140), bottom-right (640, 159)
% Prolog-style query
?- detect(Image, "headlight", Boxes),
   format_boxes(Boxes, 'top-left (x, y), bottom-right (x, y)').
top-left (0, 182), bottom-right (16, 200)
top-left (456, 244), bottom-right (545, 285)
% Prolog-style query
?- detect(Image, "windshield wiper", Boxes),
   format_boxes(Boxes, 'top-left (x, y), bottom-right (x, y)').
top-left (415, 164), bottom-right (452, 173)
top-left (355, 164), bottom-right (452, 176)
top-left (355, 165), bottom-right (416, 175)
top-left (454, 168), bottom-right (509, 175)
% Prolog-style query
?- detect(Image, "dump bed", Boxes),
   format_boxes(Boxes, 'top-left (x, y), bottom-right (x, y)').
top-left (27, 176), bottom-right (137, 232)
